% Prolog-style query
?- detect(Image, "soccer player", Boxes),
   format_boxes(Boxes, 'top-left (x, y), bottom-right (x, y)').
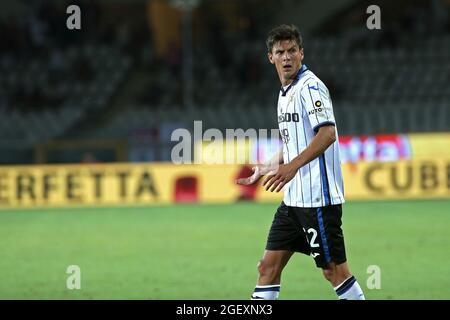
top-left (236, 24), bottom-right (365, 300)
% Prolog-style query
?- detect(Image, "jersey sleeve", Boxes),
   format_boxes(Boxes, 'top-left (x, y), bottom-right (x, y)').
top-left (300, 79), bottom-right (336, 132)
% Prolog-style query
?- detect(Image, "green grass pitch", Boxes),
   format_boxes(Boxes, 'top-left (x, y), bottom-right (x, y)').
top-left (0, 200), bottom-right (449, 300)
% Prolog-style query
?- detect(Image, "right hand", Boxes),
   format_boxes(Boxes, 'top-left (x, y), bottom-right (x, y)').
top-left (235, 164), bottom-right (277, 185)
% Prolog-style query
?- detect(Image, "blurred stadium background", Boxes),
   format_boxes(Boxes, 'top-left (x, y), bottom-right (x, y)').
top-left (0, 0), bottom-right (449, 299)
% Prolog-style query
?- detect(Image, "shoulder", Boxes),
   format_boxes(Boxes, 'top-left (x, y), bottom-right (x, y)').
top-left (299, 71), bottom-right (329, 96)
top-left (300, 71), bottom-right (325, 88)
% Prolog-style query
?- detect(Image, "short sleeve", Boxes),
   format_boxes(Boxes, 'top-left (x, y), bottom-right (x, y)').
top-left (300, 79), bottom-right (336, 132)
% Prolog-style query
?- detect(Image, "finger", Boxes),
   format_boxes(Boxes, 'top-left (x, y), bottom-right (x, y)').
top-left (270, 179), bottom-right (283, 192)
top-left (252, 167), bottom-right (261, 179)
top-left (275, 180), bottom-right (286, 192)
top-left (264, 175), bottom-right (278, 191)
top-left (235, 178), bottom-right (250, 185)
top-left (262, 174), bottom-right (272, 187)
top-left (262, 178), bottom-right (267, 187)
top-left (263, 174), bottom-right (276, 188)
top-left (237, 170), bottom-right (262, 185)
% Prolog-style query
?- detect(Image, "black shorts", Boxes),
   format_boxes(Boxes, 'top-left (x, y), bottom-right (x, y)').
top-left (266, 201), bottom-right (347, 268)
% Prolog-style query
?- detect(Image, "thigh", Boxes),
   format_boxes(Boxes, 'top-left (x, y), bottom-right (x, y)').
top-left (294, 205), bottom-right (347, 268)
top-left (260, 250), bottom-right (294, 270)
top-left (265, 202), bottom-right (311, 255)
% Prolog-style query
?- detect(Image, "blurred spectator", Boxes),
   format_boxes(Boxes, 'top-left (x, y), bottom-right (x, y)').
top-left (0, 0), bottom-right (449, 165)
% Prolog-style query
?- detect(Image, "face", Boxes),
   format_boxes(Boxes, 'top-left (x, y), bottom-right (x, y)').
top-left (268, 40), bottom-right (304, 86)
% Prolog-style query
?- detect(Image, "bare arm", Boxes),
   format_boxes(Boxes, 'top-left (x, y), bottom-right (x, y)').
top-left (289, 125), bottom-right (335, 171)
top-left (263, 125), bottom-right (336, 192)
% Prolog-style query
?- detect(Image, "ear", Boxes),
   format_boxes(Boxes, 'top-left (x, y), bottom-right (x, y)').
top-left (299, 47), bottom-right (304, 61)
top-left (267, 52), bottom-right (274, 64)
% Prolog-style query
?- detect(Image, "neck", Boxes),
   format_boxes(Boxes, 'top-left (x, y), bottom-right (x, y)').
top-left (281, 78), bottom-right (294, 87)
top-left (280, 64), bottom-right (302, 87)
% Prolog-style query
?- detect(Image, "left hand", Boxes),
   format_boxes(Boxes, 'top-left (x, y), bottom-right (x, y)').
top-left (262, 163), bottom-right (298, 192)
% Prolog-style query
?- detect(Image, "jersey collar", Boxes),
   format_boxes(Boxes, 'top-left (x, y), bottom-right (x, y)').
top-left (280, 64), bottom-right (308, 96)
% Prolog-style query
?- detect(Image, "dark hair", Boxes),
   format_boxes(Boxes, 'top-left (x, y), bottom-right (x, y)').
top-left (266, 24), bottom-right (303, 53)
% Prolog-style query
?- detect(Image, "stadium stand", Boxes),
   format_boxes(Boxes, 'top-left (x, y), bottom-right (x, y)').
top-left (1, 0), bottom-right (449, 163)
